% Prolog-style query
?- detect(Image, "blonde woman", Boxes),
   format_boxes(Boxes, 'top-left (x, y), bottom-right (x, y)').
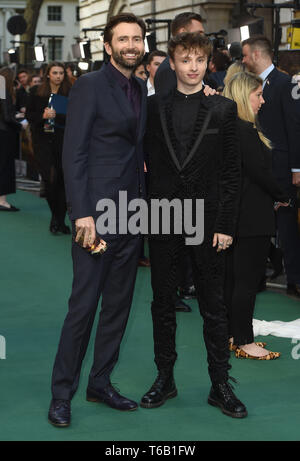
top-left (223, 61), bottom-right (244, 89)
top-left (223, 72), bottom-right (290, 360)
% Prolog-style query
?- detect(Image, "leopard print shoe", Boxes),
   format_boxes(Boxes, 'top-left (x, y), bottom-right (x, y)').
top-left (229, 341), bottom-right (267, 352)
top-left (235, 348), bottom-right (280, 360)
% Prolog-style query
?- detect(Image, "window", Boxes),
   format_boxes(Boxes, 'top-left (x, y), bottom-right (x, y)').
top-left (76, 6), bottom-right (80, 22)
top-left (48, 6), bottom-right (62, 21)
top-left (48, 38), bottom-right (63, 60)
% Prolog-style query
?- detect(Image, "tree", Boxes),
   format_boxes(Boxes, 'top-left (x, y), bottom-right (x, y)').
top-left (20, 0), bottom-right (44, 65)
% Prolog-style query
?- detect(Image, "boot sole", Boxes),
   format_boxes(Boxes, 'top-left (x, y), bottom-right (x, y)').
top-left (140, 389), bottom-right (178, 409)
top-left (48, 418), bottom-right (70, 428)
top-left (86, 395), bottom-right (138, 411)
top-left (208, 397), bottom-right (248, 418)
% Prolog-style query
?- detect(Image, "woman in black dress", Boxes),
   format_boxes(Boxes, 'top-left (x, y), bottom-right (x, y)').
top-left (0, 67), bottom-right (21, 211)
top-left (26, 62), bottom-right (71, 234)
top-left (223, 71), bottom-right (290, 360)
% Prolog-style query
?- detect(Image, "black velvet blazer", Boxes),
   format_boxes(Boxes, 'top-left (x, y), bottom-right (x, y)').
top-left (145, 90), bottom-right (241, 240)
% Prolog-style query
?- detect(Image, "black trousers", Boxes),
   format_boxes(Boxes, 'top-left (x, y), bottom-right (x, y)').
top-left (275, 166), bottom-right (300, 285)
top-left (149, 237), bottom-right (231, 386)
top-left (51, 234), bottom-right (141, 400)
top-left (225, 236), bottom-right (270, 345)
top-left (0, 129), bottom-right (18, 196)
top-left (32, 130), bottom-right (66, 225)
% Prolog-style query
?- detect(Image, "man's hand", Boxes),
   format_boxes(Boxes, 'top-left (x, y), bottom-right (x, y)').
top-left (75, 216), bottom-right (96, 248)
top-left (203, 85), bottom-right (217, 97)
top-left (292, 172), bottom-right (300, 187)
top-left (213, 233), bottom-right (233, 252)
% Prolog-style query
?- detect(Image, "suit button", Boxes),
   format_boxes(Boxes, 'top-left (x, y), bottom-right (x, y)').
top-left (180, 174), bottom-right (185, 180)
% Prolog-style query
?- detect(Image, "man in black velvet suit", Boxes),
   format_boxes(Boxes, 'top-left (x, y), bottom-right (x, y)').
top-left (140, 32), bottom-right (247, 418)
top-left (48, 13), bottom-right (147, 427)
top-left (242, 36), bottom-right (300, 297)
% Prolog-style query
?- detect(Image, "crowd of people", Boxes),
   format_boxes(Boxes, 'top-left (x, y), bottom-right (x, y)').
top-left (1, 11), bottom-right (300, 428)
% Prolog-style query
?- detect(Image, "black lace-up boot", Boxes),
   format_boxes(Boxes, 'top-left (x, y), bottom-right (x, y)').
top-left (208, 378), bottom-right (247, 418)
top-left (140, 368), bottom-right (177, 409)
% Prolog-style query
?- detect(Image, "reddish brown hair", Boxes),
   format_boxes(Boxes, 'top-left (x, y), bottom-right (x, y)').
top-left (168, 32), bottom-right (212, 61)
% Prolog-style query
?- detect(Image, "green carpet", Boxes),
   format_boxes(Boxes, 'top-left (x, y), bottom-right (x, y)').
top-left (1, 190), bottom-right (300, 441)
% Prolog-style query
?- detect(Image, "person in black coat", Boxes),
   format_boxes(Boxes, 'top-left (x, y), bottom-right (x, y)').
top-left (26, 62), bottom-right (71, 234)
top-left (242, 36), bottom-right (300, 298)
top-left (0, 67), bottom-right (21, 211)
top-left (141, 33), bottom-right (247, 418)
top-left (223, 71), bottom-right (290, 360)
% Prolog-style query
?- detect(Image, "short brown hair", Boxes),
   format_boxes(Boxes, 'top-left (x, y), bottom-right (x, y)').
top-left (168, 32), bottom-right (212, 61)
top-left (171, 12), bottom-right (203, 37)
top-left (104, 13), bottom-right (146, 45)
top-left (242, 35), bottom-right (273, 58)
top-left (147, 50), bottom-right (167, 65)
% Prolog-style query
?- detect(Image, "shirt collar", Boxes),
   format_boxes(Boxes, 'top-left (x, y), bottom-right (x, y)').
top-left (259, 63), bottom-right (275, 86)
top-left (107, 61), bottom-right (132, 89)
top-left (147, 78), bottom-right (155, 96)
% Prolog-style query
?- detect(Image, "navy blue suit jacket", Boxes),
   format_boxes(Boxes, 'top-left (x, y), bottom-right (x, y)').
top-left (258, 67), bottom-right (300, 181)
top-left (62, 64), bottom-right (147, 233)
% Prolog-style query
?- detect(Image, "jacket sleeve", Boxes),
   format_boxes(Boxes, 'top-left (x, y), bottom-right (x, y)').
top-left (214, 101), bottom-right (241, 236)
top-left (281, 79), bottom-right (300, 170)
top-left (62, 75), bottom-right (97, 221)
top-left (240, 123), bottom-right (288, 202)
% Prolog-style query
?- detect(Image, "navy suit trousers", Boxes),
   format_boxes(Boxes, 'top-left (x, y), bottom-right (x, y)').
top-left (51, 233), bottom-right (141, 400)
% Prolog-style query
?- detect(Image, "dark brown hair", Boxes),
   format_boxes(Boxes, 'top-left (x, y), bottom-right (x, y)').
top-left (211, 50), bottom-right (231, 71)
top-left (0, 67), bottom-right (16, 102)
top-left (168, 32), bottom-right (212, 61)
top-left (242, 35), bottom-right (273, 59)
top-left (104, 13), bottom-right (146, 45)
top-left (147, 50), bottom-right (167, 65)
top-left (171, 12), bottom-right (203, 37)
top-left (37, 62), bottom-right (71, 98)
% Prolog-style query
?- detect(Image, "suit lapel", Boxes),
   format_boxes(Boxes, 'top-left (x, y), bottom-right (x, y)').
top-left (134, 76), bottom-right (147, 143)
top-left (181, 102), bottom-right (213, 170)
top-left (159, 93), bottom-right (182, 171)
top-left (103, 65), bottom-right (137, 139)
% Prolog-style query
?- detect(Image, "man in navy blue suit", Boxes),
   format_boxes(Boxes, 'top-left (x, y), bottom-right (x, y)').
top-left (242, 36), bottom-right (300, 297)
top-left (48, 13), bottom-right (147, 427)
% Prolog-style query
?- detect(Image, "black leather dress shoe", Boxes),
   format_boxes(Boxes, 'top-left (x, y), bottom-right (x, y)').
top-left (140, 371), bottom-right (177, 409)
top-left (86, 384), bottom-right (138, 411)
top-left (48, 399), bottom-right (71, 427)
top-left (286, 284), bottom-right (300, 298)
top-left (178, 285), bottom-right (197, 299)
top-left (208, 382), bottom-right (247, 418)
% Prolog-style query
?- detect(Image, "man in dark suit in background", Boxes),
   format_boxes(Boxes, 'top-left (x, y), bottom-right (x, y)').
top-left (154, 12), bottom-right (205, 95)
top-left (242, 36), bottom-right (300, 297)
top-left (48, 13), bottom-right (147, 427)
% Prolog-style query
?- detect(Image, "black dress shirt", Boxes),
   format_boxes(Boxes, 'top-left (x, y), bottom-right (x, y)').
top-left (172, 88), bottom-right (205, 166)
top-left (107, 62), bottom-right (141, 120)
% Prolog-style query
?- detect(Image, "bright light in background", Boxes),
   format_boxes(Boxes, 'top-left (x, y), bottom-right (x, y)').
top-left (79, 41), bottom-right (88, 59)
top-left (34, 45), bottom-right (45, 62)
top-left (240, 26), bottom-right (250, 41)
top-left (78, 61), bottom-right (89, 71)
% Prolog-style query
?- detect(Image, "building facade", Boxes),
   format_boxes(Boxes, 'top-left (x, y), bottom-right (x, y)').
top-left (0, 0), bottom-right (26, 62)
top-left (35, 0), bottom-right (80, 62)
top-left (79, 0), bottom-right (298, 61)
